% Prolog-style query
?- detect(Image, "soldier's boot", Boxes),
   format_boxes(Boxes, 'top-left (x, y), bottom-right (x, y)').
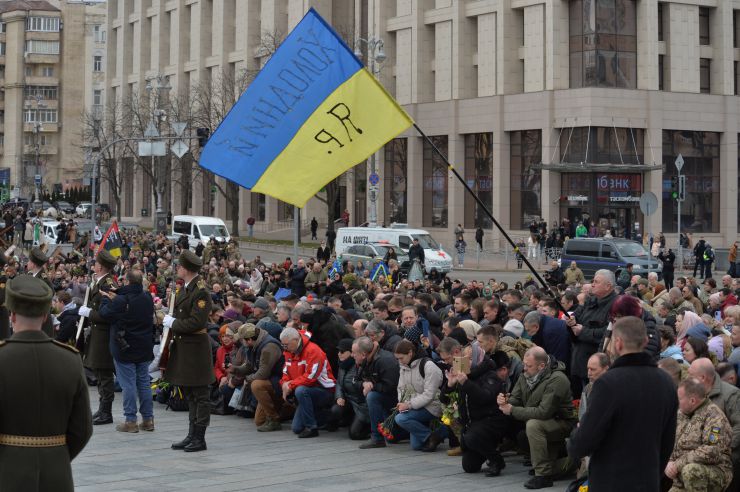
top-left (171, 423), bottom-right (195, 450)
top-left (183, 425), bottom-right (207, 452)
top-left (92, 401), bottom-right (113, 425)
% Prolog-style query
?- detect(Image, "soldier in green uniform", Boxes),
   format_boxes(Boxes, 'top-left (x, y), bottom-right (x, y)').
top-left (77, 249), bottom-right (119, 425)
top-left (666, 378), bottom-right (734, 491)
top-left (26, 247), bottom-right (54, 337)
top-left (164, 250), bottom-right (213, 452)
top-left (0, 247), bottom-right (11, 340)
top-left (0, 275), bottom-right (93, 491)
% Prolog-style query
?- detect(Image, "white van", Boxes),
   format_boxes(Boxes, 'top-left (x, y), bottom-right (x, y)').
top-left (172, 215), bottom-right (230, 249)
top-left (336, 225), bottom-right (453, 273)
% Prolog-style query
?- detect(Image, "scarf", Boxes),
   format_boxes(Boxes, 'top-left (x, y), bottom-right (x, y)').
top-left (524, 359), bottom-right (550, 389)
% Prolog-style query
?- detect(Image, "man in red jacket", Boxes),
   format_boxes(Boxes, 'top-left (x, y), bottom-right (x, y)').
top-left (279, 327), bottom-right (336, 438)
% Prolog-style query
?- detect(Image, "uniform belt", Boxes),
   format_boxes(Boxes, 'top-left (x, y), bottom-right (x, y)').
top-left (0, 434), bottom-right (66, 447)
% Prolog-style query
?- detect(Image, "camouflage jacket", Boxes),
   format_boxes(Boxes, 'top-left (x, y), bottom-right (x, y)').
top-left (671, 399), bottom-right (733, 481)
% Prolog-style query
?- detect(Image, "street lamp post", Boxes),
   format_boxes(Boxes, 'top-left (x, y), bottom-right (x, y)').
top-left (354, 37), bottom-right (386, 227)
top-left (145, 75), bottom-right (171, 233)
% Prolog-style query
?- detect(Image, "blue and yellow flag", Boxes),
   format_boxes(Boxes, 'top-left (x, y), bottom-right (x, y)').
top-left (199, 8), bottom-right (413, 207)
top-left (369, 261), bottom-right (389, 282)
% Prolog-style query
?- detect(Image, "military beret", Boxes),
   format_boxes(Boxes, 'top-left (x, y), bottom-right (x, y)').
top-left (178, 250), bottom-right (202, 273)
top-left (29, 247), bottom-right (48, 267)
top-left (236, 323), bottom-right (258, 341)
top-left (6, 275), bottom-right (53, 317)
top-left (96, 249), bottom-right (117, 270)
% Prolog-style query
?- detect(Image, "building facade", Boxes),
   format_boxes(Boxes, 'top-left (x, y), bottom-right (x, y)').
top-left (104, 0), bottom-right (740, 249)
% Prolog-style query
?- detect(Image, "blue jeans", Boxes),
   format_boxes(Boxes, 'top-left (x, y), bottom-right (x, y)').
top-left (394, 408), bottom-right (446, 450)
top-left (291, 386), bottom-right (334, 433)
top-left (366, 391), bottom-right (397, 443)
top-left (113, 359), bottom-right (153, 422)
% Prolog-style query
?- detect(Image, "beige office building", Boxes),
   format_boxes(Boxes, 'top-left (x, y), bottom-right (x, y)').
top-left (104, 0), bottom-right (740, 248)
top-left (0, 0), bottom-right (105, 199)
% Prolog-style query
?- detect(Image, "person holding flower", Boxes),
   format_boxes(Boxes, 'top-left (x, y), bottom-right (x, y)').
top-left (439, 337), bottom-right (510, 476)
top-left (392, 339), bottom-right (447, 451)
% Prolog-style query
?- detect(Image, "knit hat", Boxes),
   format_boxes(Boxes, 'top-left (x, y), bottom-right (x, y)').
top-left (686, 323), bottom-right (711, 341)
top-left (337, 338), bottom-right (354, 353)
top-left (253, 297), bottom-right (270, 311)
top-left (458, 320), bottom-right (481, 341)
top-left (503, 319), bottom-right (525, 338)
top-left (637, 278), bottom-right (649, 287)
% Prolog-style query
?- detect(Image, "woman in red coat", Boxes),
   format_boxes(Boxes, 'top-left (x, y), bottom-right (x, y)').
top-left (214, 325), bottom-right (235, 384)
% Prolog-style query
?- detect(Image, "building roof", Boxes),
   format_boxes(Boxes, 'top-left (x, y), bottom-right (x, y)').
top-left (0, 1), bottom-right (60, 13)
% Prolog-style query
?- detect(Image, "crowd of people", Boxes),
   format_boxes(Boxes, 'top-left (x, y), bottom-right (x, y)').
top-left (4, 224), bottom-right (740, 491)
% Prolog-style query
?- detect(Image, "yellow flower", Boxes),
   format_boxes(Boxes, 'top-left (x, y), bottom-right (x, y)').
top-left (441, 416), bottom-right (452, 426)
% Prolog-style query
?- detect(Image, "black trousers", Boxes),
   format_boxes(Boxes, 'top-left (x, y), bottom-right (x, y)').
top-left (663, 272), bottom-right (674, 290)
top-left (461, 418), bottom-right (506, 473)
top-left (95, 369), bottom-right (115, 403)
top-left (183, 385), bottom-right (211, 427)
top-left (693, 259), bottom-right (704, 278)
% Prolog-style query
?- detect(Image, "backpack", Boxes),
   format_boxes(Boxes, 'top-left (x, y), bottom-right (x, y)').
top-left (499, 336), bottom-right (534, 361)
top-left (417, 357), bottom-right (446, 389)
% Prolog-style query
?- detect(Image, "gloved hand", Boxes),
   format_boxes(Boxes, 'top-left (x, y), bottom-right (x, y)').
top-left (163, 315), bottom-right (175, 329)
top-left (78, 306), bottom-right (91, 317)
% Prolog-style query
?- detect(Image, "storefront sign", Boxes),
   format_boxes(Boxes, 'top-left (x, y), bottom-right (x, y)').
top-left (597, 174), bottom-right (642, 191)
top-left (567, 195), bottom-right (589, 202)
top-left (610, 196), bottom-right (640, 202)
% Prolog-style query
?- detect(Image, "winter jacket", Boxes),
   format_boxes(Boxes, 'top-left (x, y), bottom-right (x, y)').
top-left (397, 357), bottom-right (443, 417)
top-left (289, 267), bottom-right (308, 296)
top-left (707, 375), bottom-right (740, 461)
top-left (571, 291), bottom-right (617, 379)
top-left (441, 356), bottom-right (506, 425)
top-left (530, 315), bottom-right (571, 366)
top-left (99, 283), bottom-right (154, 364)
top-left (660, 345), bottom-right (684, 362)
top-left (335, 358), bottom-right (368, 419)
top-left (356, 345), bottom-right (400, 397)
top-left (280, 333), bottom-right (336, 390)
top-left (54, 304), bottom-right (80, 345)
top-left (568, 352), bottom-right (678, 492)
top-left (244, 329), bottom-right (284, 385)
top-left (508, 357), bottom-right (575, 423)
top-left (214, 343), bottom-right (234, 381)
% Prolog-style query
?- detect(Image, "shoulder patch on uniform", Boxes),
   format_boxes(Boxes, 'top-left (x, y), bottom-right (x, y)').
top-left (197, 299), bottom-right (207, 309)
top-left (708, 426), bottom-right (721, 444)
top-left (197, 280), bottom-right (206, 290)
top-left (52, 340), bottom-right (79, 353)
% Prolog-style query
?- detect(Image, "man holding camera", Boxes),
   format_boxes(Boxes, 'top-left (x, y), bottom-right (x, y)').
top-left (99, 270), bottom-right (155, 433)
top-left (77, 249), bottom-right (119, 425)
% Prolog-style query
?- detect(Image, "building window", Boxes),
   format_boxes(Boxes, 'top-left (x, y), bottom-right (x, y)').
top-left (93, 55), bottom-right (102, 72)
top-left (561, 127), bottom-right (644, 165)
top-left (25, 40), bottom-right (60, 55)
top-left (277, 200), bottom-right (293, 222)
top-left (41, 66), bottom-right (53, 77)
top-left (24, 86), bottom-right (58, 100)
top-left (24, 134), bottom-right (48, 146)
top-left (422, 136), bottom-right (448, 228)
top-left (93, 89), bottom-right (102, 106)
top-left (700, 58), bottom-right (711, 94)
top-left (464, 133), bottom-right (493, 229)
top-left (250, 192), bottom-right (265, 221)
top-left (510, 130), bottom-right (542, 229)
top-left (569, 0), bottom-right (637, 89)
top-left (735, 11), bottom-right (740, 49)
top-left (26, 16), bottom-right (60, 32)
top-left (23, 109), bottom-right (57, 123)
top-left (0, 23), bottom-right (5, 34)
top-left (93, 24), bottom-right (106, 43)
top-left (736, 61), bottom-right (739, 96)
top-left (659, 55), bottom-right (665, 91)
top-left (0, 43), bottom-right (4, 56)
top-left (658, 3), bottom-right (664, 42)
top-left (699, 8), bottom-right (710, 45)
top-left (25, 66), bottom-right (32, 77)
top-left (384, 138), bottom-right (407, 225)
top-left (662, 131), bottom-right (720, 233)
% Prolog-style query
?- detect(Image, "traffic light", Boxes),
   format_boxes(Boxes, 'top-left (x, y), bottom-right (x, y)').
top-left (196, 127), bottom-right (210, 147)
top-left (678, 175), bottom-right (686, 201)
top-left (670, 176), bottom-right (678, 199)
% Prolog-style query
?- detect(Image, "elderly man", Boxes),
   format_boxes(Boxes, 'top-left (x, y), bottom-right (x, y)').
top-left (668, 288), bottom-right (695, 316)
top-left (497, 346), bottom-right (575, 489)
top-left (681, 286), bottom-right (704, 315)
top-left (636, 278), bottom-right (654, 302)
top-left (279, 327), bottom-right (336, 438)
top-left (688, 357), bottom-right (740, 488)
top-left (564, 261), bottom-right (585, 286)
top-left (523, 311), bottom-right (571, 366)
top-left (353, 336), bottom-right (400, 449)
top-left (569, 317), bottom-right (678, 492)
top-left (365, 319), bottom-right (401, 353)
top-left (566, 269), bottom-right (617, 397)
top-left (665, 378), bottom-right (733, 492)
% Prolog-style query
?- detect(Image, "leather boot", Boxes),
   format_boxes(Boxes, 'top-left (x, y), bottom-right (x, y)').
top-left (183, 424), bottom-right (207, 452)
top-left (171, 423), bottom-right (195, 450)
top-left (92, 400), bottom-right (113, 425)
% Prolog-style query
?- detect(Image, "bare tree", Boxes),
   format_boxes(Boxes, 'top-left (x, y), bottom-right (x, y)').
top-left (80, 100), bottom-right (128, 221)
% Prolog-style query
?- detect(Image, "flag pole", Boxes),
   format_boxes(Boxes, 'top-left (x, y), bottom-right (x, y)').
top-left (412, 123), bottom-right (570, 318)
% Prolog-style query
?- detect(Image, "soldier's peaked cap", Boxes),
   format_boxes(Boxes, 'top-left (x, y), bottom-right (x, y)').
top-left (6, 275), bottom-right (53, 317)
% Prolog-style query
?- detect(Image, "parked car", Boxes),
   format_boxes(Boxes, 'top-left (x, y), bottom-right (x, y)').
top-left (559, 237), bottom-right (662, 280)
top-left (338, 242), bottom-right (411, 275)
top-left (54, 201), bottom-right (75, 216)
top-left (75, 202), bottom-right (92, 217)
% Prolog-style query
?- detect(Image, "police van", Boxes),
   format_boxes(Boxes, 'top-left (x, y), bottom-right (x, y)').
top-left (172, 215), bottom-right (230, 249)
top-left (335, 225), bottom-right (453, 273)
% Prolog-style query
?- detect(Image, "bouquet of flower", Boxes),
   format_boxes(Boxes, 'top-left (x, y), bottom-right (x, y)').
top-left (377, 387), bottom-right (413, 441)
top-left (438, 390), bottom-right (462, 437)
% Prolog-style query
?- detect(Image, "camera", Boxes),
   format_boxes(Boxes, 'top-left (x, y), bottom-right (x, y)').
top-left (116, 329), bottom-right (130, 351)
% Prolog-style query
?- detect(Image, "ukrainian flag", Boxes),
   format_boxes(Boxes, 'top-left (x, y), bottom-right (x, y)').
top-left (199, 8), bottom-right (413, 207)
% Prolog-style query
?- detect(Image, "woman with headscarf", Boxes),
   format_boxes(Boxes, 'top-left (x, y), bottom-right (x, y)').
top-left (676, 310), bottom-right (709, 349)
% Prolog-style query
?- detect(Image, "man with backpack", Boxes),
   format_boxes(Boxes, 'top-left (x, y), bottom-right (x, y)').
top-left (230, 323), bottom-right (285, 432)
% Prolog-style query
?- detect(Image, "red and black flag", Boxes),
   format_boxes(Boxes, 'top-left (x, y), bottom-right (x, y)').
top-left (98, 221), bottom-right (123, 257)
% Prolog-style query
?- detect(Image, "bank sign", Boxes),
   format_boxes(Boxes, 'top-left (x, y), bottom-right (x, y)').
top-left (597, 173), bottom-right (642, 204)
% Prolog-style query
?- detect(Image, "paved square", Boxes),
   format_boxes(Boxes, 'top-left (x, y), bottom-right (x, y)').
top-left (73, 388), bottom-right (569, 491)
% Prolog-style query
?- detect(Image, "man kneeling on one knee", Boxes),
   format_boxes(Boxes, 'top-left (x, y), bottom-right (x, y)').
top-left (279, 327), bottom-right (336, 438)
top-left (230, 323), bottom-right (285, 432)
top-left (497, 346), bottom-right (576, 490)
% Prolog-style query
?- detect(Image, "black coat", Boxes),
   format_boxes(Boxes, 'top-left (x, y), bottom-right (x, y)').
top-left (356, 347), bottom-right (400, 398)
top-left (568, 352), bottom-right (677, 492)
top-left (289, 267), bottom-right (308, 296)
top-left (55, 306), bottom-right (80, 345)
top-left (99, 283), bottom-right (154, 364)
top-left (571, 291), bottom-right (617, 379)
